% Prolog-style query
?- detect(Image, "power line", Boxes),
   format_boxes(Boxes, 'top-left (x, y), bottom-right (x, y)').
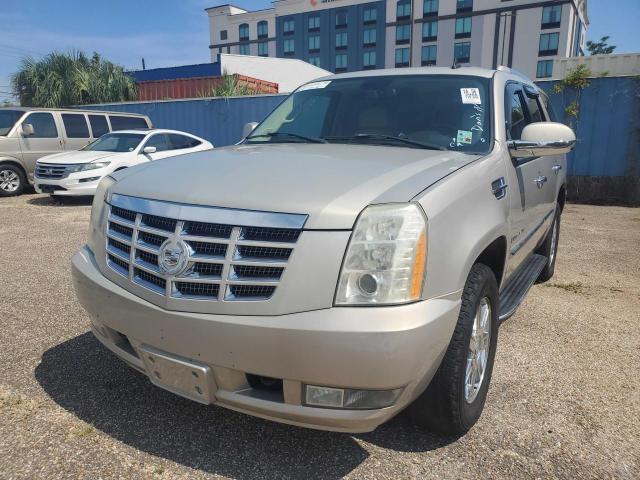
top-left (0, 43), bottom-right (46, 57)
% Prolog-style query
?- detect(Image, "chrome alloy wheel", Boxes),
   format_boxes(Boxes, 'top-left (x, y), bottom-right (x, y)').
top-left (549, 216), bottom-right (558, 265)
top-left (0, 169), bottom-right (20, 193)
top-left (465, 297), bottom-right (491, 403)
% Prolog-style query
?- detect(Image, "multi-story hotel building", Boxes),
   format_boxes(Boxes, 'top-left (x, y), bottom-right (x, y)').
top-left (207, 0), bottom-right (588, 80)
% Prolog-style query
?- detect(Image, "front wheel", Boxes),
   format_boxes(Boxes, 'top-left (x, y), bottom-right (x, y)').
top-left (0, 164), bottom-right (26, 197)
top-left (410, 263), bottom-right (499, 435)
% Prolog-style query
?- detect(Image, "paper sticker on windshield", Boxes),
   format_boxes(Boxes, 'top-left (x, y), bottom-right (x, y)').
top-left (460, 88), bottom-right (481, 104)
top-left (457, 130), bottom-right (473, 144)
top-left (298, 81), bottom-right (331, 91)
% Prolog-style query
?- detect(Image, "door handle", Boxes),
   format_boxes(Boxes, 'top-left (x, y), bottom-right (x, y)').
top-left (552, 164), bottom-right (562, 174)
top-left (534, 175), bottom-right (547, 188)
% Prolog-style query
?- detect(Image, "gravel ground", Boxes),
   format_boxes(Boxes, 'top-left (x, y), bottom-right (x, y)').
top-left (0, 193), bottom-right (638, 480)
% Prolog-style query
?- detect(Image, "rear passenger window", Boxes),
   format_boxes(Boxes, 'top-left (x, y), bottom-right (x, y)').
top-left (88, 115), bottom-right (109, 137)
top-left (109, 116), bottom-right (148, 130)
top-left (168, 134), bottom-right (201, 150)
top-left (23, 112), bottom-right (57, 138)
top-left (62, 114), bottom-right (90, 138)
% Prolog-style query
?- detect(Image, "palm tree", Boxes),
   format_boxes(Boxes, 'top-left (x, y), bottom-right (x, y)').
top-left (11, 51), bottom-right (137, 107)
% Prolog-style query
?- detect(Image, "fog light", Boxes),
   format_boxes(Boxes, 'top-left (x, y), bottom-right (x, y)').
top-left (305, 385), bottom-right (403, 410)
top-left (79, 176), bottom-right (101, 183)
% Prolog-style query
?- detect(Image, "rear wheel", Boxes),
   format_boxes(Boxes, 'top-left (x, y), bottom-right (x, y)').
top-left (410, 263), bottom-right (499, 435)
top-left (536, 206), bottom-right (561, 283)
top-left (0, 164), bottom-right (25, 197)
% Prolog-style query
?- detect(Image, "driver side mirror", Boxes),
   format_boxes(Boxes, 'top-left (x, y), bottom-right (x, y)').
top-left (242, 122), bottom-right (258, 138)
top-left (142, 146), bottom-right (157, 154)
top-left (508, 122), bottom-right (576, 158)
top-left (21, 123), bottom-right (34, 136)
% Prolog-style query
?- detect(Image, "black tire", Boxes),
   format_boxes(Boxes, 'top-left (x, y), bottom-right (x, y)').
top-left (536, 205), bottom-right (561, 283)
top-left (410, 263), bottom-right (499, 435)
top-left (0, 163), bottom-right (26, 197)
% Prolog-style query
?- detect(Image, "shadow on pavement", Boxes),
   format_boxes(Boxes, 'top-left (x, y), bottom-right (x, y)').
top-left (36, 333), bottom-right (454, 479)
top-left (28, 195), bottom-right (93, 207)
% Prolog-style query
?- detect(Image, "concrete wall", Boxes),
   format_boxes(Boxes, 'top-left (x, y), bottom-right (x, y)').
top-left (552, 53), bottom-right (640, 80)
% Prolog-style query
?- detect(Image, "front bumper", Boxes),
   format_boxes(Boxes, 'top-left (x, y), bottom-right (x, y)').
top-left (34, 172), bottom-right (105, 196)
top-left (72, 246), bottom-right (461, 432)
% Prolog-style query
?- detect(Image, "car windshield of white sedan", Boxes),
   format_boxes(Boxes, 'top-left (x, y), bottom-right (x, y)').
top-left (84, 133), bottom-right (146, 152)
top-left (246, 75), bottom-right (492, 153)
top-left (0, 110), bottom-right (23, 136)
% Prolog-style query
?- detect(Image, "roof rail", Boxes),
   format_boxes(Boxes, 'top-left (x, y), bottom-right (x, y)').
top-left (496, 65), bottom-right (531, 81)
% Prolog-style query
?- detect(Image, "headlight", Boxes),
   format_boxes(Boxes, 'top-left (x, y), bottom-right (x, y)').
top-left (71, 161), bottom-right (111, 172)
top-left (335, 203), bottom-right (427, 306)
top-left (87, 176), bottom-right (116, 254)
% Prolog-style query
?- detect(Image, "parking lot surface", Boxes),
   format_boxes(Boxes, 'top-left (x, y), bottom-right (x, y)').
top-left (0, 193), bottom-right (638, 479)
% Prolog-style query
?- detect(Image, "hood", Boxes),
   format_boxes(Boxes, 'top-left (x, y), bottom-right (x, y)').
top-left (110, 144), bottom-right (480, 230)
top-left (38, 150), bottom-right (120, 165)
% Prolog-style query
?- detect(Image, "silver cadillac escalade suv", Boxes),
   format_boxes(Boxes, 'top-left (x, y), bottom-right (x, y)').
top-left (72, 67), bottom-right (575, 435)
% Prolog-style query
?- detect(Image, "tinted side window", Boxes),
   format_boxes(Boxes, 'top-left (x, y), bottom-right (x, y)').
top-left (24, 112), bottom-right (58, 138)
top-left (144, 134), bottom-right (170, 152)
top-left (507, 89), bottom-right (528, 140)
top-left (168, 134), bottom-right (200, 150)
top-left (526, 96), bottom-right (543, 123)
top-left (109, 116), bottom-right (148, 130)
top-left (62, 114), bottom-right (90, 138)
top-left (88, 115), bottom-right (109, 137)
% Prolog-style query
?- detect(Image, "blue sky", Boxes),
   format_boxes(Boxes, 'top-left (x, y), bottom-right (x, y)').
top-left (1, 0), bottom-right (638, 102)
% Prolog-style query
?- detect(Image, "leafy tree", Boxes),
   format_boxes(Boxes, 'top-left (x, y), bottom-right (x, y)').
top-left (11, 51), bottom-right (137, 107)
top-left (586, 36), bottom-right (617, 55)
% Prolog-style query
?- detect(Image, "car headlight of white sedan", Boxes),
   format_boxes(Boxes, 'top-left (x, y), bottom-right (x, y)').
top-left (69, 161), bottom-right (111, 173)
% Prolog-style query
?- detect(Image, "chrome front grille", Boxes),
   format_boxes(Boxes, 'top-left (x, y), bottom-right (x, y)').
top-left (104, 196), bottom-right (303, 303)
top-left (35, 163), bottom-right (75, 179)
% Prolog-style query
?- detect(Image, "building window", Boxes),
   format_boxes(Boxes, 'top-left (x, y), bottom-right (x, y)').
top-left (422, 21), bottom-right (437, 41)
top-left (536, 60), bottom-right (553, 78)
top-left (397, 0), bottom-right (411, 20)
top-left (239, 43), bottom-right (250, 55)
top-left (336, 31), bottom-right (348, 49)
top-left (363, 7), bottom-right (377, 24)
top-left (220, 30), bottom-right (228, 41)
top-left (457, 0), bottom-right (472, 13)
top-left (395, 47), bottom-right (410, 67)
top-left (363, 51), bottom-right (376, 69)
top-left (455, 17), bottom-right (472, 38)
top-left (422, 45), bottom-right (437, 66)
top-left (258, 42), bottom-right (269, 57)
top-left (308, 15), bottom-right (320, 31)
top-left (239, 23), bottom-right (249, 41)
top-left (539, 32), bottom-right (559, 56)
top-left (396, 24), bottom-right (411, 45)
top-left (336, 10), bottom-right (348, 28)
top-left (283, 38), bottom-right (295, 55)
top-left (309, 56), bottom-right (321, 67)
top-left (363, 28), bottom-right (377, 46)
top-left (454, 42), bottom-right (471, 63)
top-left (542, 5), bottom-right (562, 29)
top-left (309, 35), bottom-right (320, 52)
top-left (283, 18), bottom-right (295, 35)
top-left (335, 53), bottom-right (348, 72)
top-left (257, 21), bottom-right (268, 39)
top-left (423, 0), bottom-right (438, 17)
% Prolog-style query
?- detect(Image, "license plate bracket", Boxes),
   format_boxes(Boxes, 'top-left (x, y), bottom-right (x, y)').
top-left (139, 345), bottom-right (215, 404)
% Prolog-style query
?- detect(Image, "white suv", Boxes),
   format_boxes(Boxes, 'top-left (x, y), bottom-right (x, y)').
top-left (34, 129), bottom-right (213, 197)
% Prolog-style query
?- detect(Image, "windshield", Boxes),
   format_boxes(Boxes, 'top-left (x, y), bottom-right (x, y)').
top-left (247, 75), bottom-right (492, 153)
top-left (83, 132), bottom-right (145, 152)
top-left (0, 110), bottom-right (24, 136)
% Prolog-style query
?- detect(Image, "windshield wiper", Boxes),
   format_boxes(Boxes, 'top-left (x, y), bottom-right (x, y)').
top-left (247, 132), bottom-right (327, 144)
top-left (324, 134), bottom-right (447, 151)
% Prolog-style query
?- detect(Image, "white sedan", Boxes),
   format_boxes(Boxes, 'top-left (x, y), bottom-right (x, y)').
top-left (34, 129), bottom-right (213, 196)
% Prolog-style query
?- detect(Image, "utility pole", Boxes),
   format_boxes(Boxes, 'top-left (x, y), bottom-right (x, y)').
top-left (142, 58), bottom-right (146, 70)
